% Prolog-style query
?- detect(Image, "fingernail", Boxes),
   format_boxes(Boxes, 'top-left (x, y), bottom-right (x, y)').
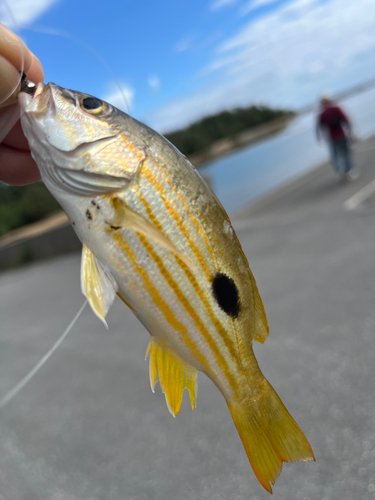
top-left (26, 53), bottom-right (45, 84)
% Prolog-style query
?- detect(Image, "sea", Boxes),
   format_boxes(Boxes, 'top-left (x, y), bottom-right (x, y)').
top-left (200, 86), bottom-right (375, 215)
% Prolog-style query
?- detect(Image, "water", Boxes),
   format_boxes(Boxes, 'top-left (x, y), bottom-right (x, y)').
top-left (200, 86), bottom-right (375, 214)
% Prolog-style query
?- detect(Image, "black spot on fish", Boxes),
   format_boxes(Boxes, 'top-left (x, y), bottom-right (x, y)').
top-left (86, 209), bottom-right (93, 220)
top-left (212, 273), bottom-right (240, 318)
top-left (72, 221), bottom-right (75, 226)
top-left (91, 200), bottom-right (96, 206)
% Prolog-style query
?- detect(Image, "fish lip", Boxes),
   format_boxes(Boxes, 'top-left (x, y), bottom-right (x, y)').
top-left (18, 82), bottom-right (58, 117)
top-left (34, 82), bottom-right (46, 99)
top-left (18, 90), bottom-right (32, 110)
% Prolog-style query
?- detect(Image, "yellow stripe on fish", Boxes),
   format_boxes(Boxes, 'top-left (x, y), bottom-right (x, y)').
top-left (147, 162), bottom-right (216, 263)
top-left (109, 229), bottom-right (211, 369)
top-left (137, 232), bottom-right (240, 392)
top-left (140, 164), bottom-right (214, 276)
top-left (137, 191), bottom-right (242, 382)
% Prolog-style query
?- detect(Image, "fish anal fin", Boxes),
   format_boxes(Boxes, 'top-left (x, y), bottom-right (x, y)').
top-left (146, 337), bottom-right (197, 417)
top-left (227, 376), bottom-right (314, 493)
top-left (81, 245), bottom-right (118, 325)
top-left (108, 197), bottom-right (196, 271)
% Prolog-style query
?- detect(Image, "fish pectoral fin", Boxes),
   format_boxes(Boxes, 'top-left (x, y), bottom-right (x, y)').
top-left (249, 271), bottom-right (269, 344)
top-left (146, 337), bottom-right (197, 417)
top-left (109, 197), bottom-right (195, 271)
top-left (81, 245), bottom-right (119, 325)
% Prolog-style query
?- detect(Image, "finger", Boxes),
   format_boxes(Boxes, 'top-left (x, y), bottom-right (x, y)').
top-left (0, 23), bottom-right (32, 73)
top-left (0, 143), bottom-right (41, 185)
top-left (26, 53), bottom-right (44, 84)
top-left (0, 102), bottom-right (20, 143)
top-left (0, 52), bottom-right (44, 143)
top-left (0, 54), bottom-right (21, 105)
top-left (2, 117), bottom-right (30, 150)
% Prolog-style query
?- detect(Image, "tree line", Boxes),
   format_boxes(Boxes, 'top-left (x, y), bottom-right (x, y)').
top-left (0, 104), bottom-right (291, 237)
top-left (165, 104), bottom-right (291, 157)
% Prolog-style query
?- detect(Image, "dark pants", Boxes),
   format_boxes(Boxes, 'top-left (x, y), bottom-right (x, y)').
top-left (330, 138), bottom-right (353, 174)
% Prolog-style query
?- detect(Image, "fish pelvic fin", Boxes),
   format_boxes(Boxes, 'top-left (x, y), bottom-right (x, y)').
top-left (227, 377), bottom-right (314, 493)
top-left (81, 245), bottom-right (118, 325)
top-left (108, 197), bottom-right (196, 272)
top-left (146, 337), bottom-right (197, 417)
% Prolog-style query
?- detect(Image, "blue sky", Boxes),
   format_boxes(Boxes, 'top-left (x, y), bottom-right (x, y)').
top-left (1, 0), bottom-right (375, 133)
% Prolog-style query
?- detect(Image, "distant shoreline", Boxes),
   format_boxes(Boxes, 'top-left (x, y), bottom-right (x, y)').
top-left (187, 114), bottom-right (295, 168)
top-left (4, 132), bottom-right (375, 270)
top-left (232, 132), bottom-right (375, 220)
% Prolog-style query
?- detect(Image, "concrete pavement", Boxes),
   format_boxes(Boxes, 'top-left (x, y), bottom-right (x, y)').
top-left (0, 137), bottom-right (375, 499)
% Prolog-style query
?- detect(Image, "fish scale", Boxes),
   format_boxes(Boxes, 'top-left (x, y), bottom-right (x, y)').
top-left (134, 170), bottom-right (241, 385)
top-left (130, 163), bottom-right (238, 377)
top-left (19, 80), bottom-right (314, 493)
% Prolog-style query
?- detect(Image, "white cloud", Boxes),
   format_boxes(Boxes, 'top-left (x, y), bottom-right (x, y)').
top-left (174, 35), bottom-right (195, 53)
top-left (144, 0), bottom-right (375, 132)
top-left (0, 0), bottom-right (59, 27)
top-left (239, 0), bottom-right (279, 16)
top-left (210, 0), bottom-right (239, 12)
top-left (148, 75), bottom-right (161, 93)
top-left (174, 32), bottom-right (223, 54)
top-left (103, 82), bottom-right (134, 114)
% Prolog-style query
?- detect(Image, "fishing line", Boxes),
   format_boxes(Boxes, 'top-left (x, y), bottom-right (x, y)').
top-left (0, 3), bottom-right (121, 407)
top-left (0, 301), bottom-right (87, 409)
top-left (0, 0), bottom-right (25, 142)
top-left (22, 24), bottom-right (131, 114)
top-left (0, 0), bottom-right (24, 105)
top-left (0, 0), bottom-right (130, 145)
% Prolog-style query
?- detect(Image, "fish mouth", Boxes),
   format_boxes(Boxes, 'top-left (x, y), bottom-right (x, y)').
top-left (18, 82), bottom-right (54, 115)
top-left (20, 74), bottom-right (37, 96)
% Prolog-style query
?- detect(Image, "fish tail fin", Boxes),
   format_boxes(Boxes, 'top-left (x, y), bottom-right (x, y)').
top-left (227, 378), bottom-right (314, 493)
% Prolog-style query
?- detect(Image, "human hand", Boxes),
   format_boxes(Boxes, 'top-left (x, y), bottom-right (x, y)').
top-left (0, 23), bottom-right (44, 186)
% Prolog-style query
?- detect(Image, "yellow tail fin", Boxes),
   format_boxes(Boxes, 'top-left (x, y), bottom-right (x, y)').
top-left (228, 378), bottom-right (314, 493)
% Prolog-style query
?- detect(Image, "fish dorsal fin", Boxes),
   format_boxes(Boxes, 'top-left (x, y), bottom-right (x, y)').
top-left (146, 337), bottom-right (197, 417)
top-left (81, 245), bottom-right (118, 326)
top-left (109, 197), bottom-right (195, 271)
top-left (249, 271), bottom-right (269, 344)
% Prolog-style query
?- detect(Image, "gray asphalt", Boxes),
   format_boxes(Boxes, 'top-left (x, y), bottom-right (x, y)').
top-left (1, 137), bottom-right (375, 500)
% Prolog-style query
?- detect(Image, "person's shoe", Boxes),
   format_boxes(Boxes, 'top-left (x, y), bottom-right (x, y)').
top-left (346, 168), bottom-right (360, 181)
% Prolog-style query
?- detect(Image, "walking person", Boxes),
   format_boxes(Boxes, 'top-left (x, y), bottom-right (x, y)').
top-left (316, 94), bottom-right (357, 180)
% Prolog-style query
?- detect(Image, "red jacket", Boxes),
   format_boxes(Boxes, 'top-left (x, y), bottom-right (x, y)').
top-left (318, 105), bottom-right (351, 142)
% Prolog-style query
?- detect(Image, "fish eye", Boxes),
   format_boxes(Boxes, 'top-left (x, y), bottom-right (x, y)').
top-left (212, 273), bottom-right (240, 318)
top-left (81, 97), bottom-right (105, 113)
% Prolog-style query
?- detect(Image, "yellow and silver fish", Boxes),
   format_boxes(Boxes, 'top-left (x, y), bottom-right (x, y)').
top-left (19, 82), bottom-right (314, 493)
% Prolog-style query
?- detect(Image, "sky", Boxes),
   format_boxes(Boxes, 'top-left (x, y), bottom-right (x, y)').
top-left (1, 0), bottom-right (375, 133)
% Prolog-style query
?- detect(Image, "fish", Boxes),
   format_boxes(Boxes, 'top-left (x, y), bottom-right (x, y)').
top-left (18, 81), bottom-right (314, 493)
